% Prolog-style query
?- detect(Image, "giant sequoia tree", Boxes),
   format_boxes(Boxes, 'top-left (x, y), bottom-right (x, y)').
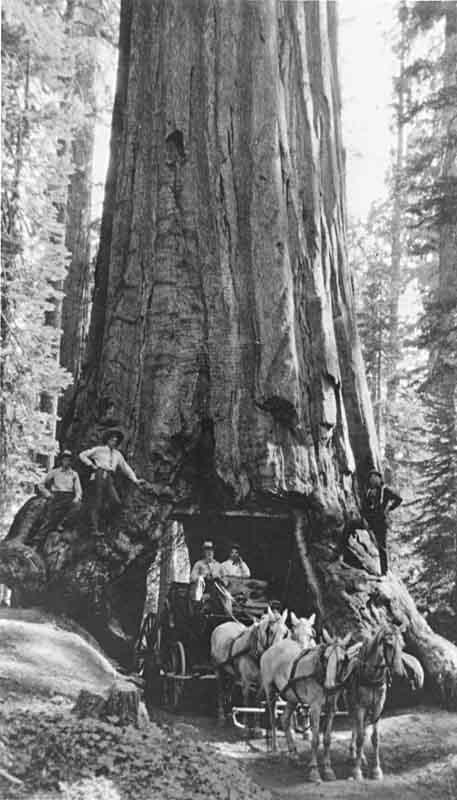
top-left (3, 0), bottom-right (457, 699)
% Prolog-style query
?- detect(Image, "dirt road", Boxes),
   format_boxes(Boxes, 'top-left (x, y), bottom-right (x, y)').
top-left (170, 707), bottom-right (457, 800)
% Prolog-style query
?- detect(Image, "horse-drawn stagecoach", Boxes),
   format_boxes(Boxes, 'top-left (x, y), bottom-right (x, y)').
top-left (135, 565), bottom-right (424, 780)
top-left (133, 508), bottom-right (425, 781)
top-left (136, 575), bottom-right (271, 709)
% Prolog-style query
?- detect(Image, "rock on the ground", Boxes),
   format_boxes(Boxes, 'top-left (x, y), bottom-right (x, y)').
top-left (0, 614), bottom-right (118, 699)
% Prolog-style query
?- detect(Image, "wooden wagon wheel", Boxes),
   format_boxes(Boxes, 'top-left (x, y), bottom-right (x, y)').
top-left (162, 640), bottom-right (187, 709)
top-left (134, 612), bottom-right (156, 674)
top-left (163, 640), bottom-right (187, 676)
top-left (142, 621), bottom-right (164, 705)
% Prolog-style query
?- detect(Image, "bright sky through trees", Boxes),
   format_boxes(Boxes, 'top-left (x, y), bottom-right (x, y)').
top-left (339, 1), bottom-right (396, 222)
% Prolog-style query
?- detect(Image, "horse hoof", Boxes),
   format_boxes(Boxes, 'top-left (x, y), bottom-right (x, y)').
top-left (351, 768), bottom-right (363, 781)
top-left (370, 767), bottom-right (383, 781)
top-left (323, 767), bottom-right (336, 782)
top-left (307, 768), bottom-right (321, 783)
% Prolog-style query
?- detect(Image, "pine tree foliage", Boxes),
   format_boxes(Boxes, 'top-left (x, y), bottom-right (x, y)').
top-left (1, 1), bottom-right (74, 528)
top-left (351, 1), bottom-right (457, 628)
top-left (404, 2), bottom-right (457, 616)
top-left (350, 204), bottom-right (393, 442)
top-left (409, 393), bottom-right (456, 605)
top-left (1, 0), bottom-right (119, 531)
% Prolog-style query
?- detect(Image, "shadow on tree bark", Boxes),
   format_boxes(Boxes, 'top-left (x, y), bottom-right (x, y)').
top-left (2, 0), bottom-right (457, 706)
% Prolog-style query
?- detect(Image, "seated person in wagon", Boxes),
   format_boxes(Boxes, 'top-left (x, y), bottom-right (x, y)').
top-left (220, 543), bottom-right (251, 580)
top-left (190, 540), bottom-right (222, 604)
top-left (190, 541), bottom-right (235, 617)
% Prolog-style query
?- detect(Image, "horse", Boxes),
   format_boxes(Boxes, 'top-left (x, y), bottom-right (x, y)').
top-left (346, 623), bottom-right (424, 781)
top-left (211, 607), bottom-right (289, 726)
top-left (274, 612), bottom-right (317, 741)
top-left (289, 612), bottom-right (317, 649)
top-left (261, 629), bottom-right (360, 782)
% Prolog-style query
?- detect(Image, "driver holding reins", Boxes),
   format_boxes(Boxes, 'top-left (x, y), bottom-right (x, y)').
top-left (190, 540), bottom-right (222, 602)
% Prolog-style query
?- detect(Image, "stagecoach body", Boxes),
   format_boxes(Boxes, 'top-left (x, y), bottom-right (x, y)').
top-left (138, 575), bottom-right (270, 708)
top-left (136, 508), bottom-right (314, 711)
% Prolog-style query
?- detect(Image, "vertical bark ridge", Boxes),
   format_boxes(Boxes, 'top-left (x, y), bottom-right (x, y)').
top-left (71, 0), bottom-right (379, 515)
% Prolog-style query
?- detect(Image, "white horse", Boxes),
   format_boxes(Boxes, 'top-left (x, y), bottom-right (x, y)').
top-left (289, 612), bottom-right (316, 649)
top-left (211, 607), bottom-right (289, 724)
top-left (261, 630), bottom-right (360, 782)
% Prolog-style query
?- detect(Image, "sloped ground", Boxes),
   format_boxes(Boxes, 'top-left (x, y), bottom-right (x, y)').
top-left (0, 613), bottom-right (271, 800)
top-left (0, 611), bottom-right (455, 800)
top-left (0, 612), bottom-right (118, 699)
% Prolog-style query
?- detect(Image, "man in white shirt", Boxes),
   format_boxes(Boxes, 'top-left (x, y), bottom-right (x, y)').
top-left (79, 428), bottom-right (145, 535)
top-left (38, 450), bottom-right (82, 532)
top-left (220, 543), bottom-right (251, 580)
top-left (189, 540), bottom-right (222, 603)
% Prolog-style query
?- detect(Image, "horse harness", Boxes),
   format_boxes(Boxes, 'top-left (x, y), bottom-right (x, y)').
top-left (223, 618), bottom-right (283, 671)
top-left (349, 637), bottom-right (396, 725)
top-left (356, 636), bottom-right (395, 689)
top-left (222, 625), bottom-right (261, 672)
top-left (279, 644), bottom-right (325, 702)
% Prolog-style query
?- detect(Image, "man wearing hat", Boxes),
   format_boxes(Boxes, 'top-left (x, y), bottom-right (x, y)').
top-left (79, 428), bottom-right (145, 535)
top-left (220, 543), bottom-right (251, 580)
top-left (362, 469), bottom-right (402, 575)
top-left (38, 450), bottom-right (82, 532)
top-left (189, 540), bottom-right (222, 604)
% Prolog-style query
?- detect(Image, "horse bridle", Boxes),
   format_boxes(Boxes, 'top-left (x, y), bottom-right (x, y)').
top-left (279, 641), bottom-right (349, 703)
top-left (358, 630), bottom-right (401, 688)
top-left (322, 642), bottom-right (355, 694)
top-left (256, 617), bottom-right (288, 658)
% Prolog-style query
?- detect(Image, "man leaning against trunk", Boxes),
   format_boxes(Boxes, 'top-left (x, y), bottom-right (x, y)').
top-left (79, 428), bottom-right (145, 536)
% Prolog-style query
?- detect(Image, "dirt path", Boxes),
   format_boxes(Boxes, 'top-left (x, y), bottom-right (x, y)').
top-left (164, 707), bottom-right (457, 800)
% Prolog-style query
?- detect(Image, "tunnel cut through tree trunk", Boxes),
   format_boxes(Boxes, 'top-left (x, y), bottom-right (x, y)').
top-left (3, 0), bottom-right (457, 701)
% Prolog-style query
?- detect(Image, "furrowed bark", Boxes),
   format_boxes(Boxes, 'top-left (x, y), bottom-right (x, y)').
top-left (5, 0), bottom-right (457, 697)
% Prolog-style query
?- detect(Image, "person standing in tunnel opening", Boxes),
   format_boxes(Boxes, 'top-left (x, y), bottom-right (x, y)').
top-left (362, 469), bottom-right (402, 576)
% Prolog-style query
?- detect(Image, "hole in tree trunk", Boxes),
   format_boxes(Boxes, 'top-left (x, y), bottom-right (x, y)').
top-left (178, 513), bottom-right (316, 616)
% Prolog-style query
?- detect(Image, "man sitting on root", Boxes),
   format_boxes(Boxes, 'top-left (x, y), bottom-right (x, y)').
top-left (38, 449), bottom-right (82, 533)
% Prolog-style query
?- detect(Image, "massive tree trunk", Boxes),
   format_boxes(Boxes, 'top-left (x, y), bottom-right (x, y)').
top-left (59, 0), bottom-right (98, 423)
top-left (4, 0), bottom-right (457, 699)
top-left (59, 52), bottom-right (95, 421)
